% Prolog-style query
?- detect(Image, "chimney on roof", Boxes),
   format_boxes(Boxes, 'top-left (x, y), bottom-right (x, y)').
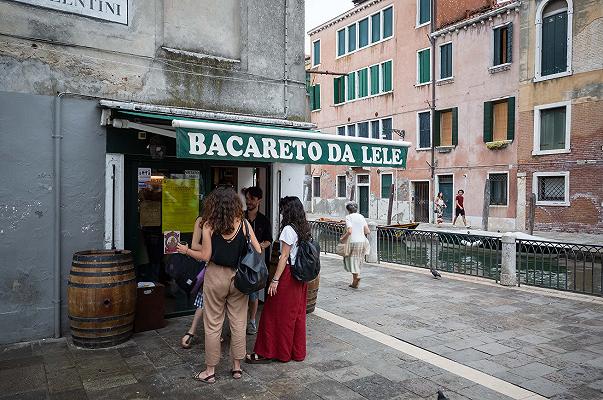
top-left (353, 0), bottom-right (370, 6)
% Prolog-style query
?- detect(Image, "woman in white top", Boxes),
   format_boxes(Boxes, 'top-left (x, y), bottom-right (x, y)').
top-left (246, 196), bottom-right (309, 363)
top-left (339, 201), bottom-right (369, 288)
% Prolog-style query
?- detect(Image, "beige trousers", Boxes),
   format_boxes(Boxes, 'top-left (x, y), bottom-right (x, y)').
top-left (202, 262), bottom-right (248, 366)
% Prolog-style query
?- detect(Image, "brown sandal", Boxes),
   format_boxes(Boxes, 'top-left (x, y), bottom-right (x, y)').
top-left (231, 369), bottom-right (243, 379)
top-left (349, 277), bottom-right (361, 288)
top-left (245, 353), bottom-right (271, 364)
top-left (192, 371), bottom-right (215, 384)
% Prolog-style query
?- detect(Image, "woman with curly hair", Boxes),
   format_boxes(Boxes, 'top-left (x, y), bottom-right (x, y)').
top-left (246, 196), bottom-right (310, 364)
top-left (177, 186), bottom-right (261, 383)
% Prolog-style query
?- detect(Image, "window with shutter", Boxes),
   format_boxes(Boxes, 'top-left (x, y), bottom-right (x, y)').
top-left (381, 174), bottom-right (393, 199)
top-left (347, 73), bottom-right (356, 101)
top-left (418, 0), bottom-right (430, 25)
top-left (359, 18), bottom-right (369, 48)
top-left (493, 25), bottom-right (511, 66)
top-left (371, 13), bottom-right (381, 43)
top-left (483, 101), bottom-right (493, 143)
top-left (358, 68), bottom-right (368, 97)
top-left (452, 107), bottom-right (458, 146)
top-left (382, 61), bottom-right (393, 92)
top-left (312, 177), bottom-right (321, 198)
top-left (347, 124), bottom-right (356, 137)
top-left (493, 100), bottom-right (508, 141)
top-left (440, 43), bottom-right (452, 79)
top-left (539, 106), bottom-right (566, 150)
top-left (310, 84), bottom-right (321, 111)
top-left (381, 118), bottom-right (392, 140)
top-left (541, 11), bottom-right (568, 76)
top-left (383, 7), bottom-right (393, 38)
top-left (440, 110), bottom-right (452, 146)
top-left (334, 77), bottom-right (345, 105)
top-left (337, 29), bottom-right (346, 57)
top-left (348, 24), bottom-right (357, 52)
top-left (370, 65), bottom-right (380, 95)
top-left (312, 40), bottom-right (320, 66)
top-left (418, 111), bottom-right (431, 148)
top-left (337, 176), bottom-right (347, 198)
top-left (418, 49), bottom-right (430, 84)
top-left (507, 97), bottom-right (515, 140)
top-left (433, 111), bottom-right (441, 147)
top-left (371, 120), bottom-right (380, 139)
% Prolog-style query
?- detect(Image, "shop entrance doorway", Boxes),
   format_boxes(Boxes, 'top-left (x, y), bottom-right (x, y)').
top-left (123, 157), bottom-right (270, 316)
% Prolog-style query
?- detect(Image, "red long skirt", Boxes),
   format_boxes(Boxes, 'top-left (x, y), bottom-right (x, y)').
top-left (254, 264), bottom-right (307, 362)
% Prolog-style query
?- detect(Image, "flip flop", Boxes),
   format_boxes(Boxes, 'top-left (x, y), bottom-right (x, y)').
top-left (231, 369), bottom-right (243, 379)
top-left (245, 353), bottom-right (271, 364)
top-left (192, 371), bottom-right (215, 384)
top-left (181, 332), bottom-right (194, 349)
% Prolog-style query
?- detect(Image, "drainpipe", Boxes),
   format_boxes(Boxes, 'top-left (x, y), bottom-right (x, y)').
top-left (430, 0), bottom-right (437, 221)
top-left (283, 0), bottom-right (289, 118)
top-left (53, 92), bottom-right (66, 338)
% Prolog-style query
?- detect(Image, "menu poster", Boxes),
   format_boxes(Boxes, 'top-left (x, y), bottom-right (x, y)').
top-left (164, 231), bottom-right (180, 254)
top-left (162, 178), bottom-right (199, 232)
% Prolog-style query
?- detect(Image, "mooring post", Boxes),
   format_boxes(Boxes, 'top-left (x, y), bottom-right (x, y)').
top-left (367, 222), bottom-right (378, 263)
top-left (500, 233), bottom-right (518, 286)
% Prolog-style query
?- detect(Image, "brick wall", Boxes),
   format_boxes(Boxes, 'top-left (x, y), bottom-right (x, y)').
top-left (436, 0), bottom-right (493, 29)
top-left (518, 101), bottom-right (603, 233)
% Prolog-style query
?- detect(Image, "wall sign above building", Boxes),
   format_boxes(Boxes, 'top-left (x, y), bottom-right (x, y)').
top-left (175, 127), bottom-right (409, 168)
top-left (9, 0), bottom-right (128, 25)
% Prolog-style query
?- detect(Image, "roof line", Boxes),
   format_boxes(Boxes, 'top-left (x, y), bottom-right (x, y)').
top-left (307, 0), bottom-right (385, 36)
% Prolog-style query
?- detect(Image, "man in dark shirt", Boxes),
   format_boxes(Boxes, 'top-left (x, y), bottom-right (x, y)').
top-left (243, 186), bottom-right (272, 335)
top-left (453, 189), bottom-right (469, 228)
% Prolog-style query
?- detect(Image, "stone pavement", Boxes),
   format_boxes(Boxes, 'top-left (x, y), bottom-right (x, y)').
top-left (1, 256), bottom-right (602, 400)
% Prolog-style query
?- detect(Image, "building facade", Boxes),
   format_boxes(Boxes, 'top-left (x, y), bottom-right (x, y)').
top-left (516, 0), bottom-right (603, 233)
top-left (307, 0), bottom-right (521, 230)
top-left (0, 0), bottom-right (309, 344)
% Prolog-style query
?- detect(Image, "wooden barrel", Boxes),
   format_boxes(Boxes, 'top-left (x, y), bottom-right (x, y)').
top-left (306, 274), bottom-right (320, 314)
top-left (68, 250), bottom-right (137, 348)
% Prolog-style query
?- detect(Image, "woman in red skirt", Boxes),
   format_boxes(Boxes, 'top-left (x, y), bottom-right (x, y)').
top-left (246, 196), bottom-right (309, 363)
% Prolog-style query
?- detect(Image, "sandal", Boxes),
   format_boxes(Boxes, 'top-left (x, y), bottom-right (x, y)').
top-left (181, 332), bottom-right (194, 349)
top-left (231, 369), bottom-right (243, 379)
top-left (245, 353), bottom-right (271, 364)
top-left (349, 277), bottom-right (361, 289)
top-left (192, 371), bottom-right (215, 384)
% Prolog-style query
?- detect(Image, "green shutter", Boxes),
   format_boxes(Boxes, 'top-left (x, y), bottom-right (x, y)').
top-left (348, 24), bottom-right (357, 52)
top-left (419, 0), bottom-right (431, 24)
top-left (507, 97), bottom-right (515, 141)
top-left (494, 27), bottom-right (501, 65)
top-left (419, 50), bottom-right (430, 84)
top-left (334, 77), bottom-right (345, 104)
top-left (370, 65), bottom-right (380, 95)
top-left (358, 69), bottom-right (368, 97)
top-left (337, 30), bottom-right (346, 56)
top-left (359, 18), bottom-right (369, 47)
top-left (383, 7), bottom-right (393, 38)
top-left (382, 61), bottom-right (392, 92)
top-left (309, 85), bottom-right (315, 110)
top-left (506, 24), bottom-right (513, 63)
top-left (381, 174), bottom-right (392, 199)
top-left (371, 13), bottom-right (381, 43)
top-left (452, 107), bottom-right (459, 146)
top-left (347, 73), bottom-right (356, 101)
top-left (483, 101), bottom-right (493, 142)
top-left (433, 111), bottom-right (441, 147)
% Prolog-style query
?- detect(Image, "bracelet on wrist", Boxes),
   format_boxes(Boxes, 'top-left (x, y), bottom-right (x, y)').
top-left (272, 278), bottom-right (279, 283)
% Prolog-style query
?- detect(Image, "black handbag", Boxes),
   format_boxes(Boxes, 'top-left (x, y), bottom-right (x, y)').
top-left (234, 220), bottom-right (268, 295)
top-left (165, 253), bottom-right (204, 294)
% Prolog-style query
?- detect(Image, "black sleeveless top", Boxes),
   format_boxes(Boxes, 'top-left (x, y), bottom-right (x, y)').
top-left (210, 221), bottom-right (247, 269)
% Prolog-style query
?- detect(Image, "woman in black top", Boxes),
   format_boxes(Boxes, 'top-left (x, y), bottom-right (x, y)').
top-left (178, 186), bottom-right (261, 383)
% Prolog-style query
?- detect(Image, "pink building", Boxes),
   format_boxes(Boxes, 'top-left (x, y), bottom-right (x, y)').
top-left (307, 0), bottom-right (521, 230)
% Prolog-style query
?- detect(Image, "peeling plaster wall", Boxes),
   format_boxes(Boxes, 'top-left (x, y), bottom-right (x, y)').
top-left (0, 93), bottom-right (104, 343)
top-left (0, 0), bottom-right (307, 121)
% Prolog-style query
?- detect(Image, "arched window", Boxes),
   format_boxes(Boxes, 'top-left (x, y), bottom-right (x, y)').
top-left (535, 0), bottom-right (573, 81)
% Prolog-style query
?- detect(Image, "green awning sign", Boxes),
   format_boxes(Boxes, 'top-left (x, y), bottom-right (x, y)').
top-left (175, 126), bottom-right (408, 168)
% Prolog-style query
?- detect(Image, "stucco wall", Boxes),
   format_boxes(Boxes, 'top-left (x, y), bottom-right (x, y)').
top-left (0, 0), bottom-right (307, 121)
top-left (0, 93), bottom-right (105, 344)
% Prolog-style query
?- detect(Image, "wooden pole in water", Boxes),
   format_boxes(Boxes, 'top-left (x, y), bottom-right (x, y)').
top-left (482, 179), bottom-right (490, 231)
top-left (387, 183), bottom-right (395, 225)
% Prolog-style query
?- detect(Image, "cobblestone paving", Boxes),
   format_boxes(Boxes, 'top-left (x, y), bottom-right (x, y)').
top-left (1, 256), bottom-right (601, 399)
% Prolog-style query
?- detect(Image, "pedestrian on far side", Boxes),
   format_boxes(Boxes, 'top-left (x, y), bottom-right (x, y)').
top-left (452, 189), bottom-right (470, 228)
top-left (339, 201), bottom-right (369, 289)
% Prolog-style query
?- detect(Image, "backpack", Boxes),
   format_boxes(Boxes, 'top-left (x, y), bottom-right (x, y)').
top-left (234, 220), bottom-right (269, 294)
top-left (165, 254), bottom-right (205, 294)
top-left (289, 225), bottom-right (321, 282)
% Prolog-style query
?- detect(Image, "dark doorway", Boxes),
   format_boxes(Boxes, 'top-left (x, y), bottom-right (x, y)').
top-left (438, 175), bottom-right (454, 222)
top-left (413, 181), bottom-right (430, 222)
top-left (358, 186), bottom-right (369, 217)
